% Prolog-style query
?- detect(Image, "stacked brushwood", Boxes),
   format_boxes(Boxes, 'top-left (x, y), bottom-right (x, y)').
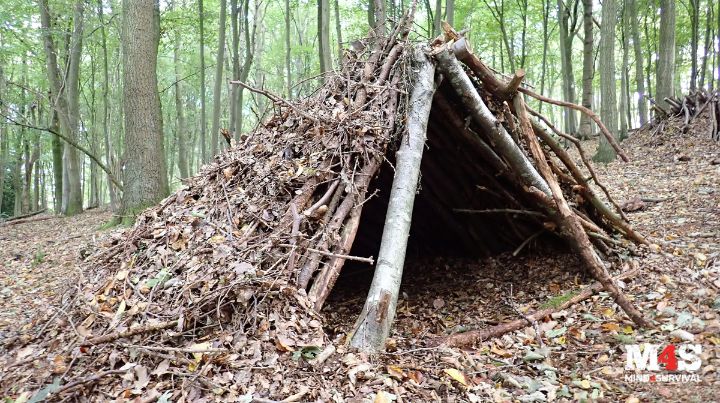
top-left (0, 14), bottom-right (653, 402)
top-left (649, 89), bottom-right (720, 140)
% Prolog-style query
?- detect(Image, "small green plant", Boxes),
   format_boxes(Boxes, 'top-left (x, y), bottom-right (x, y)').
top-left (541, 291), bottom-right (578, 309)
top-left (32, 250), bottom-right (47, 267)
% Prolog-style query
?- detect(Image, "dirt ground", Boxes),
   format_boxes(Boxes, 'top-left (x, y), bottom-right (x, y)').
top-left (0, 126), bottom-right (718, 402)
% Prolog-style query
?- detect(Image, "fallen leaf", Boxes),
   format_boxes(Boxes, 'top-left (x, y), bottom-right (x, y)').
top-left (443, 368), bottom-right (468, 386)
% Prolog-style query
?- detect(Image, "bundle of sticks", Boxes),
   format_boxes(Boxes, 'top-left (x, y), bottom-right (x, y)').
top-left (650, 89), bottom-right (720, 140)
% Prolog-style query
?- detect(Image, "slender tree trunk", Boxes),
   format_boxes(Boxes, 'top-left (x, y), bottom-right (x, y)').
top-left (285, 0), bottom-right (292, 97)
top-left (373, 0), bottom-right (386, 36)
top-left (39, 0), bottom-right (70, 214)
top-left (98, 0), bottom-right (118, 210)
top-left (210, 0), bottom-right (227, 157)
top-left (59, 0), bottom-right (85, 216)
top-left (619, 3), bottom-right (630, 138)
top-left (0, 64), bottom-right (7, 212)
top-left (519, 0), bottom-right (528, 68)
top-left (538, 0), bottom-right (550, 115)
top-left (578, 0), bottom-right (594, 139)
top-left (699, 5), bottom-right (712, 89)
top-left (235, 0), bottom-right (257, 135)
top-left (13, 134), bottom-right (22, 216)
top-left (690, 0), bottom-right (700, 91)
top-left (119, 0), bottom-right (168, 223)
top-left (557, 0), bottom-right (577, 135)
top-left (717, 0), bottom-right (720, 90)
top-left (433, 0), bottom-right (441, 35)
top-left (199, 0), bottom-right (208, 164)
top-left (174, 16), bottom-right (189, 179)
top-left (656, 0), bottom-right (676, 109)
top-left (594, 0), bottom-right (617, 163)
top-left (334, 0), bottom-right (343, 59)
top-left (318, 0), bottom-right (332, 75)
top-left (446, 0), bottom-right (454, 27)
top-left (230, 0), bottom-right (241, 135)
top-left (626, 0), bottom-right (647, 125)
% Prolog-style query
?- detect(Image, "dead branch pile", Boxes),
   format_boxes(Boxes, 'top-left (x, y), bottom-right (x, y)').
top-left (649, 89), bottom-right (720, 140)
top-left (1, 17), bottom-right (652, 401)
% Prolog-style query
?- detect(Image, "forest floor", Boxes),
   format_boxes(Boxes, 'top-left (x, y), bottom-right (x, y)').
top-left (0, 126), bottom-right (718, 402)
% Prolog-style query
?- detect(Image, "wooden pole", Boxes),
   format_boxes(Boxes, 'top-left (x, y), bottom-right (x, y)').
top-left (349, 48), bottom-right (436, 351)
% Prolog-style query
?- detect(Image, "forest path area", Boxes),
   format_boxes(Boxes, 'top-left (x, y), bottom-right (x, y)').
top-left (0, 210), bottom-right (113, 336)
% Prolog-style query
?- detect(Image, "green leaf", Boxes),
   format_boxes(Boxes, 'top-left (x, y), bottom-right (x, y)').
top-left (546, 326), bottom-right (567, 338)
top-left (29, 378), bottom-right (61, 403)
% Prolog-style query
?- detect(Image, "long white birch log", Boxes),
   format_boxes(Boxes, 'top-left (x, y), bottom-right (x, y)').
top-left (349, 48), bottom-right (436, 351)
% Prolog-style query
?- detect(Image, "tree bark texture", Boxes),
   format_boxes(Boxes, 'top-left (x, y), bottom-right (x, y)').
top-left (626, 0), bottom-right (648, 125)
top-left (656, 0), bottom-right (676, 110)
top-left (210, 0), bottom-right (227, 157)
top-left (120, 0), bottom-right (168, 222)
top-left (578, 0), bottom-right (594, 138)
top-left (594, 0), bottom-right (618, 163)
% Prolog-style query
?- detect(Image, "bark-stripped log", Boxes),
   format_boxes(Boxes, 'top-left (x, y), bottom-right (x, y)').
top-left (349, 48), bottom-right (436, 351)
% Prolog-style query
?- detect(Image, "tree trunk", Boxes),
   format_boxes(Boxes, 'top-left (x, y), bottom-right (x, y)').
top-left (230, 0), bottom-right (241, 136)
top-left (50, 112), bottom-right (63, 213)
top-left (39, 0), bottom-right (71, 215)
top-left (373, 0), bottom-right (386, 36)
top-left (350, 49), bottom-right (436, 351)
top-left (690, 0), bottom-right (700, 92)
top-left (699, 5), bottom-right (712, 89)
top-left (58, 0), bottom-right (85, 216)
top-left (119, 0), bottom-right (168, 223)
top-left (619, 4), bottom-right (630, 138)
top-left (594, 0), bottom-right (617, 163)
top-left (717, 0), bottom-right (720, 90)
top-left (173, 16), bottom-right (189, 179)
top-left (199, 0), bottom-right (208, 164)
top-left (627, 0), bottom-right (647, 125)
top-left (210, 0), bottom-right (227, 157)
top-left (236, 0), bottom-right (257, 135)
top-left (557, 0), bottom-right (577, 135)
top-left (318, 0), bottom-right (332, 75)
top-left (285, 0), bottom-right (292, 97)
top-left (643, 10), bottom-right (653, 101)
top-left (578, 0), bottom-right (594, 139)
top-left (433, 0), bottom-right (441, 36)
top-left (538, 0), bottom-right (550, 114)
top-left (656, 0), bottom-right (676, 110)
top-left (0, 64), bottom-right (7, 213)
top-left (446, 0), bottom-right (454, 27)
top-left (334, 0), bottom-right (342, 59)
top-left (98, 0), bottom-right (119, 210)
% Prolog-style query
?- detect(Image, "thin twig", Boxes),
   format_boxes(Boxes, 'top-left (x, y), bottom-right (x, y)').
top-left (278, 243), bottom-right (374, 264)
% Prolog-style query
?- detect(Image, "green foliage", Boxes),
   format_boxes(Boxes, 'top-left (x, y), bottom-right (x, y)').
top-left (32, 249), bottom-right (47, 267)
top-left (541, 290), bottom-right (578, 309)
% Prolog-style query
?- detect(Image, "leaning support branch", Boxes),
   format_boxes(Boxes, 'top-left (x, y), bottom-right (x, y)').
top-left (434, 46), bottom-right (552, 196)
top-left (349, 48), bottom-right (436, 351)
top-left (512, 94), bottom-right (650, 327)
